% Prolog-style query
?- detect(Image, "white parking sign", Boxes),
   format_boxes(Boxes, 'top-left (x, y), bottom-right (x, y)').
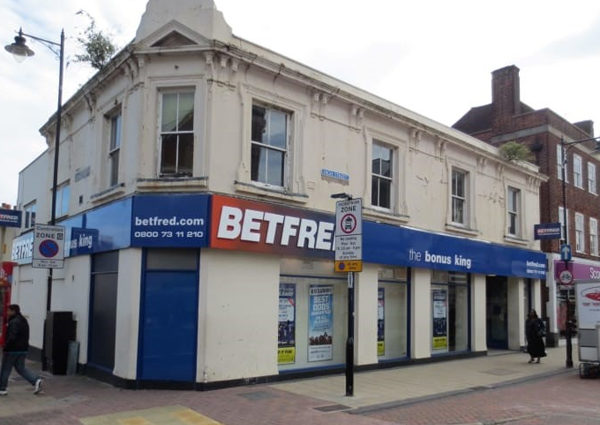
top-left (33, 224), bottom-right (65, 269)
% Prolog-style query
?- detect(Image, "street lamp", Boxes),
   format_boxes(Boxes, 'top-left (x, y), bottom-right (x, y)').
top-left (560, 135), bottom-right (600, 368)
top-left (5, 27), bottom-right (65, 370)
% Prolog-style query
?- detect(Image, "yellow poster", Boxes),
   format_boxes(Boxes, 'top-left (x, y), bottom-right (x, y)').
top-left (377, 341), bottom-right (385, 356)
top-left (278, 347), bottom-right (296, 364)
top-left (432, 337), bottom-right (447, 350)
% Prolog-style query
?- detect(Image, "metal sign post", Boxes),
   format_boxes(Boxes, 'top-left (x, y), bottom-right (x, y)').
top-left (333, 196), bottom-right (362, 397)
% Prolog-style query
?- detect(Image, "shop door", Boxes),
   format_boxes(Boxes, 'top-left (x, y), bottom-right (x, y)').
top-left (88, 251), bottom-right (119, 371)
top-left (139, 249), bottom-right (199, 382)
top-left (486, 276), bottom-right (508, 349)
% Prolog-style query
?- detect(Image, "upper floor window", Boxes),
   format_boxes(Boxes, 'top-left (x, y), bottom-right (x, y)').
top-left (588, 162), bottom-right (597, 194)
top-left (251, 104), bottom-right (289, 187)
top-left (507, 187), bottom-right (521, 237)
top-left (372, 142), bottom-right (393, 209)
top-left (451, 169), bottom-right (468, 225)
top-left (54, 183), bottom-right (70, 218)
top-left (590, 217), bottom-right (598, 256)
top-left (160, 91), bottom-right (194, 176)
top-left (557, 145), bottom-right (567, 181)
top-left (559, 206), bottom-right (569, 242)
top-left (573, 154), bottom-right (583, 188)
top-left (108, 110), bottom-right (121, 186)
top-left (575, 212), bottom-right (585, 253)
top-left (23, 201), bottom-right (36, 229)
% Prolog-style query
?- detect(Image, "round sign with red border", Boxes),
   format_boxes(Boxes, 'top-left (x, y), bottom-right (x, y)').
top-left (558, 269), bottom-right (574, 285)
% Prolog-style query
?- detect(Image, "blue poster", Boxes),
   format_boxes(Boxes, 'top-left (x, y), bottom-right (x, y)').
top-left (308, 285), bottom-right (333, 362)
top-left (278, 284), bottom-right (296, 364)
top-left (0, 208), bottom-right (21, 228)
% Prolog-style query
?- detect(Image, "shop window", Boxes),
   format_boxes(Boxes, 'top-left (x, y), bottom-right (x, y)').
top-left (278, 262), bottom-right (347, 371)
top-left (590, 218), bottom-right (598, 256)
top-left (573, 154), bottom-right (583, 188)
top-left (54, 183), bottom-right (70, 218)
top-left (107, 109), bottom-right (121, 187)
top-left (251, 104), bottom-right (289, 187)
top-left (451, 168), bottom-right (468, 225)
top-left (588, 162), bottom-right (597, 194)
top-left (372, 141), bottom-right (393, 209)
top-left (575, 212), bottom-right (585, 253)
top-left (377, 267), bottom-right (408, 360)
top-left (431, 271), bottom-right (469, 354)
top-left (23, 201), bottom-right (36, 229)
top-left (159, 90), bottom-right (194, 176)
top-left (507, 186), bottom-right (521, 237)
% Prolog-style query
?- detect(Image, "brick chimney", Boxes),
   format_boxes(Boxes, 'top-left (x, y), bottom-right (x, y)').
top-left (492, 65), bottom-right (521, 130)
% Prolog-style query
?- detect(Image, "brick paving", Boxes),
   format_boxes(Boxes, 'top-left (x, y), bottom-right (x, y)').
top-left (1, 349), bottom-right (599, 425)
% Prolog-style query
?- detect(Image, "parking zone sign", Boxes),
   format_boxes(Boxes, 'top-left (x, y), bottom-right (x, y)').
top-left (33, 224), bottom-right (65, 269)
top-left (334, 198), bottom-right (362, 272)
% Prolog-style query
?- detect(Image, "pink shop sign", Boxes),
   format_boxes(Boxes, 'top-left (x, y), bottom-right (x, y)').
top-left (554, 260), bottom-right (600, 281)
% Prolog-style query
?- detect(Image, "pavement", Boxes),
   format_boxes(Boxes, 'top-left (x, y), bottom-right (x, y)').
top-left (0, 345), bottom-right (581, 425)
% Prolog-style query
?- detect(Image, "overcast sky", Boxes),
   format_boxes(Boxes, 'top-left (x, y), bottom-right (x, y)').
top-left (2, 0), bottom-right (600, 206)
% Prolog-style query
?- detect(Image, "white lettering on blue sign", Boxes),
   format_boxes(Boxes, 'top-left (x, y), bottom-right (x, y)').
top-left (321, 169), bottom-right (350, 182)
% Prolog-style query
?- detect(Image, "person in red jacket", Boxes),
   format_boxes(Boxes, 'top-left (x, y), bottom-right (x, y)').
top-left (0, 304), bottom-right (43, 395)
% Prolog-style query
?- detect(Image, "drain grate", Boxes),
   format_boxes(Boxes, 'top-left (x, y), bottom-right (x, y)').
top-left (238, 391), bottom-right (278, 401)
top-left (314, 404), bottom-right (351, 412)
top-left (483, 368), bottom-right (516, 376)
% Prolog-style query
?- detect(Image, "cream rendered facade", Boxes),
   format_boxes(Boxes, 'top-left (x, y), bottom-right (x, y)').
top-left (10, 0), bottom-right (546, 388)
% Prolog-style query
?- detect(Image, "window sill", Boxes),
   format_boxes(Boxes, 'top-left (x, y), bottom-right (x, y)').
top-left (363, 207), bottom-right (409, 225)
top-left (136, 177), bottom-right (208, 192)
top-left (90, 183), bottom-right (126, 204)
top-left (503, 235), bottom-right (529, 246)
top-left (445, 223), bottom-right (479, 237)
top-left (234, 181), bottom-right (308, 204)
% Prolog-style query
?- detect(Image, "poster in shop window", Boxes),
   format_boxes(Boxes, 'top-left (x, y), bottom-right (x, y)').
top-left (278, 284), bottom-right (296, 364)
top-left (308, 285), bottom-right (333, 362)
top-left (378, 288), bottom-right (385, 356)
top-left (432, 289), bottom-right (448, 350)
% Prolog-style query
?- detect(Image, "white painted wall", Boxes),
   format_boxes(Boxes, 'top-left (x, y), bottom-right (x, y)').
top-left (113, 248), bottom-right (142, 379)
top-left (411, 268), bottom-right (432, 358)
top-left (507, 277), bottom-right (525, 350)
top-left (198, 249), bottom-right (279, 382)
top-left (471, 274), bottom-right (487, 352)
top-left (356, 265), bottom-right (378, 365)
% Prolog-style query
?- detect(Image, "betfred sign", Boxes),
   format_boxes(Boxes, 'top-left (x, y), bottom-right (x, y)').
top-left (210, 195), bottom-right (335, 258)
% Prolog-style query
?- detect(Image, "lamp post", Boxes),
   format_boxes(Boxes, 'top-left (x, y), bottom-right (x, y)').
top-left (331, 192), bottom-right (357, 396)
top-left (5, 28), bottom-right (65, 370)
top-left (560, 135), bottom-right (600, 368)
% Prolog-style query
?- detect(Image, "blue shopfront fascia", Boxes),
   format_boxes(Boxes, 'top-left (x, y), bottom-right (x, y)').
top-left (11, 194), bottom-right (546, 279)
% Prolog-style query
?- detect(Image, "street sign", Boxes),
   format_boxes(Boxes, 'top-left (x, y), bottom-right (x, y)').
top-left (32, 224), bottom-right (65, 269)
top-left (534, 222), bottom-right (562, 240)
top-left (558, 269), bottom-right (574, 285)
top-left (560, 244), bottom-right (572, 262)
top-left (334, 198), bottom-right (362, 272)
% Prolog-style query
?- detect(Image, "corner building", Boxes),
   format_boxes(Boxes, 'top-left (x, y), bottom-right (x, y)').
top-left (11, 0), bottom-right (547, 389)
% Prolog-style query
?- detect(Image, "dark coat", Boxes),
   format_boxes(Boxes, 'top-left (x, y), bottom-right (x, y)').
top-left (526, 317), bottom-right (546, 358)
top-left (4, 313), bottom-right (30, 352)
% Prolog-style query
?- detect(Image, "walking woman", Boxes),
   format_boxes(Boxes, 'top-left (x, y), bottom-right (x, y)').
top-left (525, 309), bottom-right (547, 363)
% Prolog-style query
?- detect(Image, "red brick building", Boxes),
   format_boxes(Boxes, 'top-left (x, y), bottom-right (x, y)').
top-left (454, 65), bottom-right (600, 346)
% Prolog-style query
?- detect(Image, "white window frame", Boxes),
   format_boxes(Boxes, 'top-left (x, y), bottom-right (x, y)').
top-left (557, 145), bottom-right (568, 182)
top-left (54, 182), bottom-right (70, 218)
top-left (573, 154), bottom-right (583, 188)
top-left (451, 168), bottom-right (468, 226)
top-left (372, 141), bottom-right (394, 209)
top-left (159, 89), bottom-right (195, 177)
top-left (590, 217), bottom-right (598, 256)
top-left (108, 109), bottom-right (122, 187)
top-left (575, 212), bottom-right (585, 253)
top-left (250, 102), bottom-right (290, 188)
top-left (588, 162), bottom-right (597, 194)
top-left (507, 186), bottom-right (521, 237)
top-left (559, 206), bottom-right (569, 242)
top-left (23, 201), bottom-right (36, 229)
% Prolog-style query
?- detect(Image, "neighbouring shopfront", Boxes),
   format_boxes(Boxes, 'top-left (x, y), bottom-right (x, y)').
top-left (10, 193), bottom-right (547, 387)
